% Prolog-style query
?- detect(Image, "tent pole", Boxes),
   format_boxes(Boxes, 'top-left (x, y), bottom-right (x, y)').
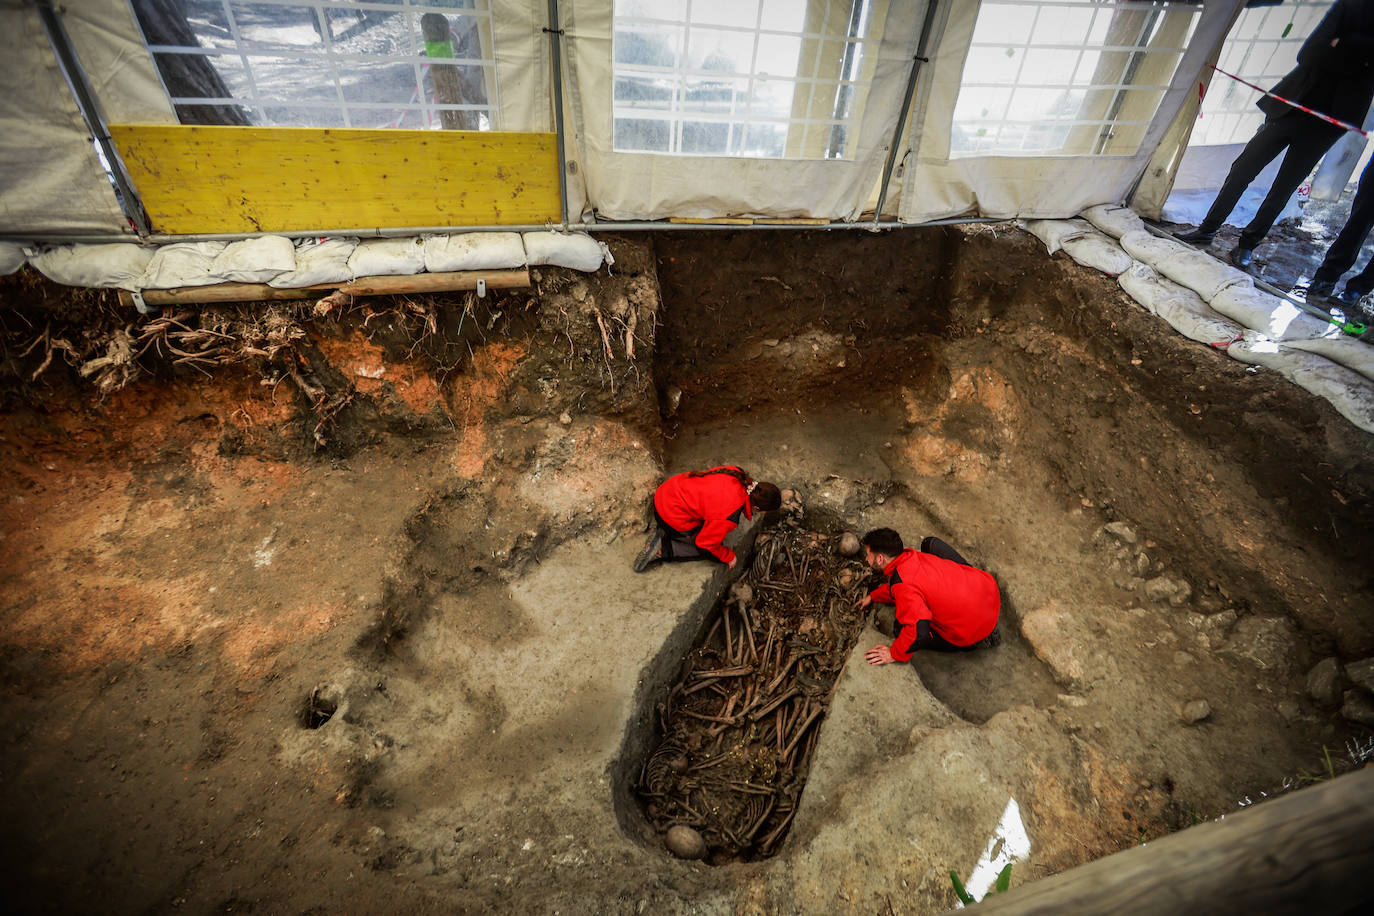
top-left (545, 0), bottom-right (571, 230)
top-left (34, 0), bottom-right (151, 238)
top-left (872, 0), bottom-right (940, 226)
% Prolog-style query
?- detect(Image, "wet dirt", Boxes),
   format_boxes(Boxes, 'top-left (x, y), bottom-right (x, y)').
top-left (2, 226), bottom-right (1372, 914)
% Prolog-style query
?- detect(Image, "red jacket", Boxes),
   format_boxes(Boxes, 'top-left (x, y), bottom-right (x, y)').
top-left (653, 467), bottom-right (752, 564)
top-left (869, 548), bottom-right (999, 661)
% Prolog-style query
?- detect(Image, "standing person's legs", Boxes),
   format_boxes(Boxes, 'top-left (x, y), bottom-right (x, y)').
top-left (1340, 254), bottom-right (1374, 299)
top-left (1238, 122), bottom-right (1343, 250)
top-left (1314, 161), bottom-right (1374, 289)
top-left (920, 536), bottom-right (969, 566)
top-left (1195, 120), bottom-right (1294, 234)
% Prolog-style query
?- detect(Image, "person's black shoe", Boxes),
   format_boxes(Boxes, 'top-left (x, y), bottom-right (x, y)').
top-left (634, 531), bottom-right (663, 572)
top-left (1228, 246), bottom-right (1254, 269)
top-left (1175, 227), bottom-right (1216, 246)
top-left (1300, 279), bottom-right (1336, 300)
top-left (977, 626), bottom-right (1002, 649)
top-left (1333, 287), bottom-right (1367, 307)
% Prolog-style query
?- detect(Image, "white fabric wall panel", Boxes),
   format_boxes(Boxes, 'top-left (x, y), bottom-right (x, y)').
top-left (0, 4), bottom-right (130, 235)
top-left (561, 0), bottom-right (928, 221)
top-left (63, 0), bottom-right (176, 124)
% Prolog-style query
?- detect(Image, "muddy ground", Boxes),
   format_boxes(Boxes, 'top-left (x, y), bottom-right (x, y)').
top-left (2, 227), bottom-right (1372, 914)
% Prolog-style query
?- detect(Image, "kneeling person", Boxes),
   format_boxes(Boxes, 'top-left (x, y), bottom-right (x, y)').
top-left (854, 528), bottom-right (1000, 665)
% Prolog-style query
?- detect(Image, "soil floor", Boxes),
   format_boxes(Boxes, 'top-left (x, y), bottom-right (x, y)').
top-left (2, 226), bottom-right (1372, 914)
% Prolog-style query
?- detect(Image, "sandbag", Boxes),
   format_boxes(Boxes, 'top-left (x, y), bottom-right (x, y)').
top-left (1117, 262), bottom-right (1244, 346)
top-left (1020, 219), bottom-right (1093, 255)
top-left (1208, 285), bottom-right (1338, 341)
top-left (0, 241), bottom-right (27, 275)
top-left (1119, 229), bottom-right (1252, 301)
top-left (1081, 204), bottom-right (1145, 239)
top-left (211, 236), bottom-right (296, 283)
top-left (522, 232), bottom-right (612, 272)
top-left (268, 238), bottom-right (357, 288)
top-left (348, 238), bottom-right (425, 277)
top-left (140, 241), bottom-right (230, 289)
top-left (1228, 333), bottom-right (1374, 433)
top-left (30, 243), bottom-right (155, 291)
top-left (424, 232), bottom-right (526, 272)
top-left (1060, 232), bottom-right (1133, 276)
top-left (1285, 334), bottom-right (1374, 384)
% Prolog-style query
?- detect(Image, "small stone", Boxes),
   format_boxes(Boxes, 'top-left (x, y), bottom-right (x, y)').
top-left (1143, 576), bottom-right (1192, 607)
top-left (837, 532), bottom-right (861, 557)
top-left (1341, 690), bottom-right (1374, 729)
top-left (1306, 658), bottom-right (1343, 709)
top-left (1344, 658), bottom-right (1374, 694)
top-left (665, 825), bottom-right (706, 860)
top-left (1057, 694), bottom-right (1088, 708)
top-left (1135, 552), bottom-right (1151, 576)
top-left (1174, 651), bottom-right (1195, 666)
top-left (1102, 522), bottom-right (1137, 545)
top-left (558, 412), bottom-right (572, 425)
top-left (1277, 699), bottom-right (1301, 724)
top-left (1180, 699), bottom-right (1211, 723)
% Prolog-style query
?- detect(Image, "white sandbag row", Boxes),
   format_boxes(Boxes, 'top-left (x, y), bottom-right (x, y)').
top-left (1118, 229), bottom-right (1252, 301)
top-left (24, 231), bottom-right (612, 292)
top-left (1019, 218), bottom-right (1133, 277)
top-left (1080, 204), bottom-right (1145, 240)
top-left (1117, 263), bottom-right (1245, 346)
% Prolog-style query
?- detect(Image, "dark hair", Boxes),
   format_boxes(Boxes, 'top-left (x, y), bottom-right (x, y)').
top-left (750, 482), bottom-right (782, 512)
top-left (861, 528), bottom-right (904, 556)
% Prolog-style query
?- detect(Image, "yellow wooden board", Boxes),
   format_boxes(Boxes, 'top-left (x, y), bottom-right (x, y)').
top-left (109, 125), bottom-right (561, 234)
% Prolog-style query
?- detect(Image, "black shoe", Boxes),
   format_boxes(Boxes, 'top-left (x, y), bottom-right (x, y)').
top-left (1333, 287), bottom-right (1367, 307)
top-left (1228, 247), bottom-right (1254, 269)
top-left (634, 531), bottom-right (663, 572)
top-left (1175, 228), bottom-right (1216, 246)
top-left (977, 626), bottom-right (1002, 649)
top-left (1301, 279), bottom-right (1336, 300)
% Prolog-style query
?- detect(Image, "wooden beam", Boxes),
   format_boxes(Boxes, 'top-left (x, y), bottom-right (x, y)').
top-left (964, 766), bottom-right (1374, 915)
top-left (108, 125), bottom-right (561, 234)
top-left (117, 268), bottom-right (530, 307)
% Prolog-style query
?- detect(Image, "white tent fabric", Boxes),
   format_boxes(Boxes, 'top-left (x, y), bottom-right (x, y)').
top-left (0, 3), bottom-right (131, 235)
top-left (560, 0), bottom-right (929, 221)
top-left (899, 0), bottom-right (1243, 223)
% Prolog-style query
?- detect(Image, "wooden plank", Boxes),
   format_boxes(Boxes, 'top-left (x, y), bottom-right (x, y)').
top-left (109, 125), bottom-right (560, 234)
top-left (967, 766), bottom-right (1374, 916)
top-left (753, 218), bottom-right (831, 225)
top-left (668, 217), bottom-right (756, 225)
top-left (117, 268), bottom-right (530, 307)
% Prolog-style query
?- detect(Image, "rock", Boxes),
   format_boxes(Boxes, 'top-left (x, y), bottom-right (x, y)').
top-left (1143, 576), bottom-right (1192, 607)
top-left (837, 532), bottom-right (861, 557)
top-left (664, 825), bottom-right (706, 860)
top-left (1180, 699), bottom-right (1211, 723)
top-left (1102, 522), bottom-right (1137, 545)
top-left (1174, 651), bottom-right (1195, 666)
top-left (1306, 658), bottom-right (1344, 709)
top-left (1134, 552), bottom-right (1151, 576)
top-left (1277, 699), bottom-right (1301, 724)
top-left (1345, 658), bottom-right (1374, 694)
top-left (1341, 690), bottom-right (1374, 729)
top-left (1221, 616), bottom-right (1298, 675)
top-left (558, 411), bottom-right (572, 425)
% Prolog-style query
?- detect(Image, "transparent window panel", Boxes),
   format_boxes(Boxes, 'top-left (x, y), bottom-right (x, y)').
top-left (681, 76), bottom-right (746, 115)
top-left (615, 74), bottom-right (679, 110)
top-left (618, 0), bottom-right (689, 23)
top-left (260, 106), bottom-right (347, 128)
top-left (335, 60), bottom-right (420, 105)
top-left (953, 86), bottom-right (1014, 124)
top-left (228, 3), bottom-right (324, 50)
top-left (748, 78), bottom-right (798, 120)
top-left (970, 3), bottom-right (1039, 45)
top-left (180, 0), bottom-right (234, 48)
top-left (616, 24), bottom-right (683, 68)
top-left (1072, 50), bottom-right (1102, 85)
top-left (1007, 87), bottom-right (1067, 122)
top-left (1085, 7), bottom-right (1113, 45)
top-left (690, 0), bottom-right (761, 29)
top-left (681, 120), bottom-right (730, 154)
top-left (1021, 48), bottom-right (1080, 86)
top-left (1030, 4), bottom-right (1095, 46)
top-left (614, 117), bottom-right (672, 152)
top-left (685, 26), bottom-right (757, 73)
top-left (758, 0), bottom-right (806, 33)
top-left (736, 122), bottom-right (786, 158)
top-left (248, 55), bottom-right (337, 105)
top-left (322, 7), bottom-right (409, 55)
top-left (755, 33), bottom-right (802, 80)
top-left (964, 46), bottom-right (1026, 85)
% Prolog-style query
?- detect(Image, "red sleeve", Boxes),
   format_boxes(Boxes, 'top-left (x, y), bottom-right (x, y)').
top-left (869, 583), bottom-right (894, 604)
top-left (889, 581), bottom-right (932, 662)
top-left (694, 518), bottom-right (738, 564)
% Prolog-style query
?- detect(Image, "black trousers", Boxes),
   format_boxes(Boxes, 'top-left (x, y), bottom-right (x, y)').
top-left (874, 537), bottom-right (979, 654)
top-left (1313, 157), bottom-right (1374, 295)
top-left (1200, 115), bottom-right (1343, 249)
top-left (652, 506), bottom-right (744, 562)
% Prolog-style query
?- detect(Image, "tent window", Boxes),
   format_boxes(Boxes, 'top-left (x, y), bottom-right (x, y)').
top-left (951, 0), bottom-right (1200, 158)
top-left (1191, 1), bottom-right (1334, 147)
top-left (612, 0), bottom-right (876, 159)
top-left (131, 0), bottom-right (498, 130)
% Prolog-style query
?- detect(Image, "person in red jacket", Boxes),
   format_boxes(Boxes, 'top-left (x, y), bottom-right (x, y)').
top-left (634, 466), bottom-right (781, 572)
top-left (854, 528), bottom-right (1001, 665)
